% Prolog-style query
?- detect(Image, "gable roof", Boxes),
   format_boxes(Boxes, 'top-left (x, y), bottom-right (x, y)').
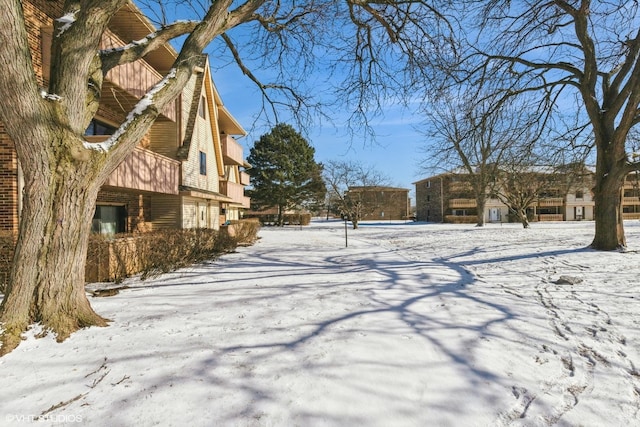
top-left (176, 55), bottom-right (246, 177)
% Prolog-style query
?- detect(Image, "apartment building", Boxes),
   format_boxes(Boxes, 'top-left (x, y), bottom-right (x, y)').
top-left (152, 55), bottom-right (250, 230)
top-left (414, 169), bottom-right (596, 223)
top-left (345, 186), bottom-right (411, 221)
top-left (0, 1), bottom-right (250, 236)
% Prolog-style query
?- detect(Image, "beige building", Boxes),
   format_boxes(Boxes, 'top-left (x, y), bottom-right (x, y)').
top-left (0, 2), bottom-right (250, 236)
top-left (414, 170), bottom-right (596, 224)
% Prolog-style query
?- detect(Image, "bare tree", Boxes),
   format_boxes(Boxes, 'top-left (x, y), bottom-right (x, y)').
top-left (0, 0), bottom-right (453, 354)
top-left (324, 160), bottom-right (390, 229)
top-left (453, 1), bottom-right (640, 250)
top-left (422, 88), bottom-right (543, 226)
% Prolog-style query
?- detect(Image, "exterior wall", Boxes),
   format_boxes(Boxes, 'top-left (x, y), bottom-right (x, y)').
top-left (1, 1), bottom-right (182, 236)
top-left (622, 174), bottom-right (640, 219)
top-left (415, 177), bottom-right (445, 222)
top-left (95, 191), bottom-right (151, 233)
top-left (181, 197), bottom-right (220, 229)
top-left (484, 199), bottom-right (509, 223)
top-left (181, 81), bottom-right (220, 193)
top-left (416, 171), bottom-right (597, 223)
top-left (149, 195), bottom-right (181, 230)
top-left (347, 187), bottom-right (410, 220)
top-left (0, 1), bottom-right (60, 232)
top-left (149, 120), bottom-right (180, 159)
top-left (0, 125), bottom-right (19, 231)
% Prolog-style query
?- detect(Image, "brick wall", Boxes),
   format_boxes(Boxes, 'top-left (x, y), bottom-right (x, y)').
top-left (415, 178), bottom-right (444, 222)
top-left (0, 124), bottom-right (18, 231)
top-left (0, 1), bottom-right (62, 233)
top-left (96, 190), bottom-right (153, 233)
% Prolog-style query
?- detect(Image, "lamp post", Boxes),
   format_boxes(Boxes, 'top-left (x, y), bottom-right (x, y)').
top-left (344, 215), bottom-right (348, 247)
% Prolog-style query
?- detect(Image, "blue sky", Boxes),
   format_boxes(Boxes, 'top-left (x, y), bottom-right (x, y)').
top-left (135, 1), bottom-right (431, 199)
top-left (211, 67), bottom-right (426, 199)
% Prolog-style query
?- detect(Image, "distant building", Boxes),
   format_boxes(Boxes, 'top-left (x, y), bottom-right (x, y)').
top-left (345, 186), bottom-right (411, 220)
top-left (414, 169), bottom-right (598, 223)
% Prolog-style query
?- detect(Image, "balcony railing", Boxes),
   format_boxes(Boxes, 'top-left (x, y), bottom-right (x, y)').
top-left (623, 197), bottom-right (640, 204)
top-left (101, 144), bottom-right (180, 195)
top-left (537, 198), bottom-right (564, 207)
top-left (538, 214), bottom-right (564, 221)
top-left (239, 171), bottom-right (251, 186)
top-left (445, 215), bottom-right (477, 224)
top-left (449, 198), bottom-right (477, 208)
top-left (220, 181), bottom-right (250, 208)
top-left (220, 134), bottom-right (244, 165)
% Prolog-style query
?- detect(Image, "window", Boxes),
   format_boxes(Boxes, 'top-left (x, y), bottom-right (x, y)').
top-left (85, 119), bottom-right (116, 136)
top-left (199, 151), bottom-right (207, 175)
top-left (426, 181), bottom-right (431, 188)
top-left (427, 195), bottom-right (431, 202)
top-left (198, 96), bottom-right (206, 119)
top-left (575, 190), bottom-right (584, 199)
top-left (92, 205), bottom-right (126, 235)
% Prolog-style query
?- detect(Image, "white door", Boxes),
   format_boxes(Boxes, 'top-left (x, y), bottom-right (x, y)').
top-left (489, 208), bottom-right (500, 222)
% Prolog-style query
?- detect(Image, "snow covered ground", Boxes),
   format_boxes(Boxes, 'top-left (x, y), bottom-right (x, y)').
top-left (1, 220), bottom-right (639, 426)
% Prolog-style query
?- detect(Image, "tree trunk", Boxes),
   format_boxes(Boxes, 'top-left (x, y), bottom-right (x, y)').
top-left (475, 195), bottom-right (486, 227)
top-left (590, 126), bottom-right (627, 250)
top-left (0, 169), bottom-right (108, 355)
top-left (591, 175), bottom-right (625, 250)
top-left (277, 205), bottom-right (284, 227)
top-left (520, 209), bottom-right (530, 228)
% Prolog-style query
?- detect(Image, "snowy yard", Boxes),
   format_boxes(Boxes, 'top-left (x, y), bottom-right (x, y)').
top-left (1, 220), bottom-right (639, 426)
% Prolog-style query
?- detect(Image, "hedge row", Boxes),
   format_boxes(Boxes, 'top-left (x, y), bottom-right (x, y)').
top-left (0, 219), bottom-right (261, 289)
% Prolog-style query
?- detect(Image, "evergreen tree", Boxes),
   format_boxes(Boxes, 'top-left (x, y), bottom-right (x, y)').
top-left (247, 124), bottom-right (326, 225)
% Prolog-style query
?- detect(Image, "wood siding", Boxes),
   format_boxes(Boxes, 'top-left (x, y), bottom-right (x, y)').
top-left (220, 181), bottom-right (250, 208)
top-left (221, 134), bottom-right (244, 165)
top-left (149, 121), bottom-right (180, 159)
top-left (149, 195), bottom-right (181, 230)
top-left (41, 27), bottom-right (177, 122)
top-left (104, 146), bottom-right (180, 195)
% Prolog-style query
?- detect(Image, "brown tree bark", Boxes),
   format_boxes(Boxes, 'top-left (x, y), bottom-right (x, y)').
top-left (0, 151), bottom-right (108, 355)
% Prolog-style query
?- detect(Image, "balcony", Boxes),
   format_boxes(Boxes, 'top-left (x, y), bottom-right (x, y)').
top-left (239, 171), bottom-right (251, 186)
top-left (221, 135), bottom-right (244, 165)
top-left (102, 31), bottom-right (177, 122)
top-left (449, 198), bottom-right (477, 208)
top-left (41, 28), bottom-right (177, 121)
top-left (537, 198), bottom-right (564, 207)
top-left (623, 196), bottom-right (640, 204)
top-left (100, 143), bottom-right (180, 195)
top-left (220, 181), bottom-right (250, 208)
top-left (445, 215), bottom-right (477, 224)
top-left (538, 214), bottom-right (564, 221)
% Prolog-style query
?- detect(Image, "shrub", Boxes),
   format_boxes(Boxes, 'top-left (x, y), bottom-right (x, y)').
top-left (85, 225), bottom-right (261, 283)
top-left (223, 218), bottom-right (261, 246)
top-left (3, 224), bottom-right (261, 287)
top-left (282, 213), bottom-right (311, 225)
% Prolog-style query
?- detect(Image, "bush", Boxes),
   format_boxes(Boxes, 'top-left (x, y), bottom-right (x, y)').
top-left (282, 213), bottom-right (311, 225)
top-left (3, 223), bottom-right (262, 287)
top-left (86, 224), bottom-right (260, 283)
top-left (223, 218), bottom-right (261, 246)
